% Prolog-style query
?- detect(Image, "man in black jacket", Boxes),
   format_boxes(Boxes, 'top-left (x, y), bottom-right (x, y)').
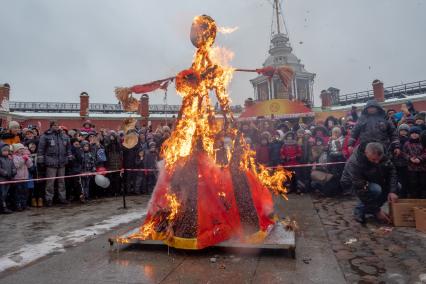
top-left (341, 142), bottom-right (399, 224)
top-left (348, 100), bottom-right (400, 156)
top-left (38, 121), bottom-right (72, 206)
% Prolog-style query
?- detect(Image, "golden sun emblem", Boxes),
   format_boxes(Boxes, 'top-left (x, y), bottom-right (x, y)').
top-left (269, 102), bottom-right (280, 113)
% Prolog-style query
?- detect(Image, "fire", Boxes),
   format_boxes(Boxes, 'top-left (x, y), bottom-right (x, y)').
top-left (118, 15), bottom-right (292, 248)
top-left (218, 26), bottom-right (239, 34)
top-left (165, 193), bottom-right (180, 222)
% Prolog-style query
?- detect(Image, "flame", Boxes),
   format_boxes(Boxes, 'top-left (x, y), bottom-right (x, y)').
top-left (165, 193), bottom-right (180, 222)
top-left (218, 26), bottom-right (239, 34)
top-left (218, 191), bottom-right (226, 197)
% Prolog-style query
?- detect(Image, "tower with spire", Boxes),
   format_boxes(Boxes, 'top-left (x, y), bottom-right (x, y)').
top-left (250, 0), bottom-right (315, 106)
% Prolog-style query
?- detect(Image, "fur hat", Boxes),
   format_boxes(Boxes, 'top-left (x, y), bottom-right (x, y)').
top-left (410, 126), bottom-right (422, 135)
top-left (12, 143), bottom-right (25, 153)
top-left (398, 124), bottom-right (410, 132)
top-left (414, 112), bottom-right (426, 122)
top-left (8, 121), bottom-right (20, 130)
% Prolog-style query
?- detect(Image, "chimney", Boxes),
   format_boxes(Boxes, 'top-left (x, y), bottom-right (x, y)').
top-left (320, 90), bottom-right (331, 109)
top-left (139, 94), bottom-right (149, 118)
top-left (80, 92), bottom-right (89, 117)
top-left (0, 83), bottom-right (10, 111)
top-left (372, 79), bottom-right (384, 102)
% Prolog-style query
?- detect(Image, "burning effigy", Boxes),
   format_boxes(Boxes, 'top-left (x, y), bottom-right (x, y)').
top-left (115, 15), bottom-right (294, 249)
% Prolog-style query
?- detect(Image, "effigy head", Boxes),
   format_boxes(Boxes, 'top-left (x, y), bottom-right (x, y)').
top-left (190, 15), bottom-right (217, 48)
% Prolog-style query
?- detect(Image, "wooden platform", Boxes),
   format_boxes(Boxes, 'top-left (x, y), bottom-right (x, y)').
top-left (109, 222), bottom-right (296, 258)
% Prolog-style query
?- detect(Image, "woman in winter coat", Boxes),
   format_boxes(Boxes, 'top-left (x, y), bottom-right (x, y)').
top-left (255, 134), bottom-right (271, 166)
top-left (269, 130), bottom-right (284, 167)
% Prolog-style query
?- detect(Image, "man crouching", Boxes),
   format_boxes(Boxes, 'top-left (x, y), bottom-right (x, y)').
top-left (341, 142), bottom-right (399, 224)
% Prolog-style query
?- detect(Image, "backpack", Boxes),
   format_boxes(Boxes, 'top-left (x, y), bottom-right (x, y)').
top-left (96, 148), bottom-right (107, 163)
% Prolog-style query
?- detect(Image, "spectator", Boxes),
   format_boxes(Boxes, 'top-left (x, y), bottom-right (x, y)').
top-left (0, 143), bottom-right (16, 214)
top-left (81, 121), bottom-right (94, 133)
top-left (67, 138), bottom-right (83, 201)
top-left (104, 131), bottom-right (122, 196)
top-left (402, 126), bottom-right (426, 198)
top-left (38, 120), bottom-right (72, 206)
top-left (134, 149), bottom-right (146, 194)
top-left (144, 141), bottom-right (159, 194)
top-left (0, 121), bottom-right (21, 145)
top-left (414, 112), bottom-right (426, 131)
top-left (328, 127), bottom-right (345, 178)
top-left (269, 130), bottom-right (284, 167)
top-left (80, 141), bottom-right (96, 202)
top-left (122, 131), bottom-right (140, 195)
top-left (341, 142), bottom-right (398, 224)
top-left (392, 124), bottom-right (410, 197)
top-left (12, 143), bottom-right (33, 211)
top-left (255, 133), bottom-right (270, 166)
top-left (324, 116), bottom-right (339, 135)
top-left (348, 100), bottom-right (399, 156)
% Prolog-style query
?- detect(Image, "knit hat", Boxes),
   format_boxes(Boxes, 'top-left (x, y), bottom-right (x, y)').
top-left (410, 126), bottom-right (422, 134)
top-left (8, 121), bottom-right (20, 130)
top-left (12, 143), bottom-right (25, 153)
top-left (148, 141), bottom-right (156, 149)
top-left (80, 140), bottom-right (90, 147)
top-left (398, 124), bottom-right (410, 133)
top-left (414, 112), bottom-right (426, 122)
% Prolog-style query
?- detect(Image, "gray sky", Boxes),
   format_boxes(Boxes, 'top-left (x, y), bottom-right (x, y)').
top-left (1, 0), bottom-right (426, 107)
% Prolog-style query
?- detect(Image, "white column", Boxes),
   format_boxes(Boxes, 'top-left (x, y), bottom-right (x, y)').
top-left (294, 78), bottom-right (298, 101)
top-left (271, 78), bottom-right (275, 99)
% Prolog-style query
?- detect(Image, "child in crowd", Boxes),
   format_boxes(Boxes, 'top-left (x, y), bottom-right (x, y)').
top-left (393, 124), bottom-right (410, 197)
top-left (269, 130), bottom-right (283, 167)
top-left (328, 127), bottom-right (345, 178)
top-left (0, 143), bottom-right (16, 214)
top-left (144, 142), bottom-right (159, 194)
top-left (26, 141), bottom-right (39, 207)
top-left (281, 132), bottom-right (301, 193)
top-left (68, 139), bottom-right (83, 201)
top-left (255, 134), bottom-right (271, 166)
top-left (12, 143), bottom-right (33, 211)
top-left (80, 141), bottom-right (96, 202)
top-left (402, 126), bottom-right (426, 198)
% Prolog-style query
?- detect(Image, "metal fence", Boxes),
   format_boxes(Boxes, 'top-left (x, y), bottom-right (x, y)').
top-left (9, 102), bottom-right (182, 114)
top-left (337, 80), bottom-right (426, 105)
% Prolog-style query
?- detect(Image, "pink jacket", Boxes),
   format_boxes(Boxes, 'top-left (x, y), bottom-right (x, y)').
top-left (12, 155), bottom-right (33, 180)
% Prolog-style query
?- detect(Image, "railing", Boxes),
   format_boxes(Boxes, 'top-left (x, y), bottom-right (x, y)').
top-left (337, 80), bottom-right (426, 105)
top-left (9, 102), bottom-right (182, 114)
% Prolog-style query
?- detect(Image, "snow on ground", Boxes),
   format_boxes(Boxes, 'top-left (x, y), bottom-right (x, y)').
top-left (0, 209), bottom-right (146, 273)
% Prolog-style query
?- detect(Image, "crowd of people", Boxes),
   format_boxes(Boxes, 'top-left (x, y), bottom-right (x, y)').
top-left (239, 99), bottom-right (426, 223)
top-left (0, 99), bottom-right (425, 225)
top-left (0, 120), bottom-right (168, 214)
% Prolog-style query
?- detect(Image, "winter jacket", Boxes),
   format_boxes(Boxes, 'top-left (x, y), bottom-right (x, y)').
top-left (12, 154), bottom-right (33, 180)
top-left (255, 144), bottom-right (270, 166)
top-left (68, 146), bottom-right (83, 174)
top-left (38, 129), bottom-right (71, 168)
top-left (341, 144), bottom-right (398, 194)
top-left (0, 144), bottom-right (17, 181)
top-left (402, 139), bottom-right (426, 172)
top-left (0, 131), bottom-right (21, 145)
top-left (269, 140), bottom-right (283, 166)
top-left (81, 151), bottom-right (96, 173)
top-left (104, 135), bottom-right (122, 171)
top-left (122, 144), bottom-right (140, 169)
top-left (349, 100), bottom-right (399, 150)
top-left (144, 150), bottom-right (158, 170)
top-left (392, 136), bottom-right (409, 168)
top-left (281, 139), bottom-right (302, 166)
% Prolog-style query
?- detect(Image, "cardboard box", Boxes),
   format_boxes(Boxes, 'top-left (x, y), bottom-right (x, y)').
top-left (390, 199), bottom-right (426, 227)
top-left (414, 207), bottom-right (426, 233)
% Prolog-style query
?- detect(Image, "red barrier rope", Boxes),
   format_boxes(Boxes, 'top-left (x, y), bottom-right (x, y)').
top-left (0, 161), bottom-right (347, 185)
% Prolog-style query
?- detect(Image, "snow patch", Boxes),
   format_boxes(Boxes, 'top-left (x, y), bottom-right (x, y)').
top-left (0, 209), bottom-right (146, 273)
